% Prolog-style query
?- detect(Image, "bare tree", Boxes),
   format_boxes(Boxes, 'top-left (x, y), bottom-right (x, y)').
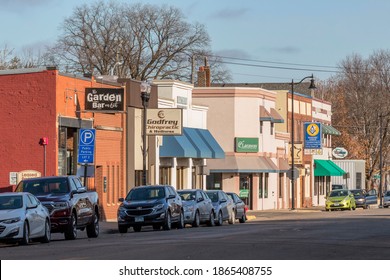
top-left (324, 50), bottom-right (390, 188)
top-left (45, 1), bottom-right (231, 83)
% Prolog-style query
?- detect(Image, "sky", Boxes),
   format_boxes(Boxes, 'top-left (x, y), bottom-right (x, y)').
top-left (1, 0), bottom-right (390, 83)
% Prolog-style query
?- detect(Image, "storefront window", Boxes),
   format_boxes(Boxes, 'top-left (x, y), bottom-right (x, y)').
top-left (206, 173), bottom-right (222, 190)
top-left (259, 173), bottom-right (263, 198)
top-left (264, 173), bottom-right (269, 198)
top-left (159, 167), bottom-right (170, 185)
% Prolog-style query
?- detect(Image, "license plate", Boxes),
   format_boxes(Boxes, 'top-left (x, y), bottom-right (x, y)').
top-left (135, 216), bottom-right (144, 222)
top-left (334, 203), bottom-right (339, 206)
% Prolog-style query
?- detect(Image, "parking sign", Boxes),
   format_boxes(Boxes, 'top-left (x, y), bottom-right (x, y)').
top-left (78, 129), bottom-right (96, 164)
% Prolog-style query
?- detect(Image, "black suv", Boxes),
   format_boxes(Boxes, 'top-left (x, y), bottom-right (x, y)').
top-left (117, 185), bottom-right (184, 233)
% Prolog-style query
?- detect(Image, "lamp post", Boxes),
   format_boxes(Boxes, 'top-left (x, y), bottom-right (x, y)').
top-left (379, 114), bottom-right (383, 208)
top-left (140, 81), bottom-right (151, 186)
top-left (290, 74), bottom-right (316, 210)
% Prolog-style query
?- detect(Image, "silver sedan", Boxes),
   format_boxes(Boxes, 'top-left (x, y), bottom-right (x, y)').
top-left (0, 192), bottom-right (51, 245)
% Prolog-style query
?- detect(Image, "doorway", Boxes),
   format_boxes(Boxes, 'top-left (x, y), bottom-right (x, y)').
top-left (239, 174), bottom-right (253, 209)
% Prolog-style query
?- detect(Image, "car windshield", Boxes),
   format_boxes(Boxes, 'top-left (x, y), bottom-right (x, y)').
top-left (206, 192), bottom-right (219, 202)
top-left (385, 191), bottom-right (390, 197)
top-left (178, 192), bottom-right (196, 201)
top-left (350, 190), bottom-right (363, 196)
top-left (329, 190), bottom-right (349, 197)
top-left (127, 187), bottom-right (165, 201)
top-left (17, 178), bottom-right (69, 195)
top-left (0, 195), bottom-right (23, 210)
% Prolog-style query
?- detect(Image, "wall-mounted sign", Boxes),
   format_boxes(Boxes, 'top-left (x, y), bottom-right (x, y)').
top-left (16, 170), bottom-right (41, 184)
top-left (85, 88), bottom-right (124, 111)
top-left (304, 122), bottom-right (322, 149)
top-left (332, 147), bottom-right (348, 159)
top-left (235, 138), bottom-right (259, 153)
top-left (146, 109), bottom-right (182, 135)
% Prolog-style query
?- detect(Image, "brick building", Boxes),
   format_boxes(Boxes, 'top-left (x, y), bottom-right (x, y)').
top-left (0, 67), bottom-right (126, 220)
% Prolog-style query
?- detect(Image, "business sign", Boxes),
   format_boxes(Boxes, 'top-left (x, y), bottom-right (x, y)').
top-left (288, 143), bottom-right (303, 165)
top-left (235, 138), bottom-right (259, 153)
top-left (304, 122), bottom-right (322, 149)
top-left (332, 147), bottom-right (348, 159)
top-left (77, 129), bottom-right (96, 164)
top-left (146, 109), bottom-right (182, 135)
top-left (85, 88), bottom-right (124, 112)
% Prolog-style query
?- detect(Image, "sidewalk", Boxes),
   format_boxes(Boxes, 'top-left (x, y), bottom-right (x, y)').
top-left (246, 206), bottom-right (324, 220)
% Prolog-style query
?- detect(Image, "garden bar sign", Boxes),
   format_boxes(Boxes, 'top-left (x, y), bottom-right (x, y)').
top-left (146, 109), bottom-right (182, 135)
top-left (85, 88), bottom-right (124, 112)
top-left (235, 137), bottom-right (259, 153)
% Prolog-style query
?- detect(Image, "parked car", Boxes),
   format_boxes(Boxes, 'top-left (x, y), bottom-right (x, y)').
top-left (226, 192), bottom-right (248, 223)
top-left (365, 189), bottom-right (378, 206)
top-left (117, 185), bottom-right (184, 233)
top-left (325, 189), bottom-right (356, 211)
top-left (15, 176), bottom-right (100, 240)
top-left (383, 191), bottom-right (390, 208)
top-left (177, 189), bottom-right (215, 227)
top-left (350, 189), bottom-right (368, 209)
top-left (0, 192), bottom-right (51, 245)
top-left (205, 190), bottom-right (234, 225)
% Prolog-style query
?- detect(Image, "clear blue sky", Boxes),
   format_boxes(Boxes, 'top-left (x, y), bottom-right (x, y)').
top-left (1, 0), bottom-right (390, 83)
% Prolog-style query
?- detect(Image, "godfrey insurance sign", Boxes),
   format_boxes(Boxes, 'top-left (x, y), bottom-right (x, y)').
top-left (146, 109), bottom-right (182, 135)
top-left (85, 88), bottom-right (124, 111)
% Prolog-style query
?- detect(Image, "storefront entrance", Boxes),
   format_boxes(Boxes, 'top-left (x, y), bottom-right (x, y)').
top-left (239, 174), bottom-right (253, 209)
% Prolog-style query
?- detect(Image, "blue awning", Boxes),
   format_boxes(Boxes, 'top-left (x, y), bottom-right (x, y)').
top-left (184, 128), bottom-right (213, 158)
top-left (160, 134), bottom-right (197, 158)
top-left (160, 127), bottom-right (225, 159)
top-left (196, 128), bottom-right (225, 159)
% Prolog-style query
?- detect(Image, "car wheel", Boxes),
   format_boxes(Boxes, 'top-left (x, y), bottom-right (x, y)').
top-left (64, 213), bottom-right (77, 240)
top-left (207, 211), bottom-right (215, 227)
top-left (228, 210), bottom-right (235, 224)
top-left (163, 211), bottom-right (172, 230)
top-left (215, 211), bottom-right (223, 226)
top-left (20, 221), bottom-right (30, 245)
top-left (239, 212), bottom-right (247, 223)
top-left (133, 225), bottom-right (142, 232)
top-left (86, 210), bottom-right (99, 238)
top-left (177, 211), bottom-right (185, 229)
top-left (118, 225), bottom-right (128, 233)
top-left (40, 219), bottom-right (51, 243)
top-left (192, 211), bottom-right (200, 227)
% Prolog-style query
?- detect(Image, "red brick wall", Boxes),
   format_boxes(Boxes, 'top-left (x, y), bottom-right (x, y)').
top-left (0, 70), bottom-right (57, 188)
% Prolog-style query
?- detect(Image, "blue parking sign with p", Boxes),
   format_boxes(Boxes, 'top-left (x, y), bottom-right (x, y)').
top-left (78, 129), bottom-right (96, 164)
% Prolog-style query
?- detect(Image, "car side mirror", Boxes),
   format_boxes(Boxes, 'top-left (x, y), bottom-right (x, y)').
top-left (77, 186), bottom-right (87, 193)
top-left (118, 198), bottom-right (124, 202)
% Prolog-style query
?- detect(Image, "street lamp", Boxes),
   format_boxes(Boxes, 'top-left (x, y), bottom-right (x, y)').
top-left (140, 81), bottom-right (151, 185)
top-left (290, 74), bottom-right (316, 210)
top-left (140, 81), bottom-right (151, 186)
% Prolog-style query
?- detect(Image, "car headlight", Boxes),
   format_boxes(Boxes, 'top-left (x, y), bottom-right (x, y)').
top-left (0, 217), bottom-right (21, 224)
top-left (184, 205), bottom-right (194, 212)
top-left (53, 202), bottom-right (69, 210)
top-left (153, 204), bottom-right (164, 210)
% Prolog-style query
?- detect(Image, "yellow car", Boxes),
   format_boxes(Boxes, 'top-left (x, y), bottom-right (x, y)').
top-left (325, 189), bottom-right (356, 211)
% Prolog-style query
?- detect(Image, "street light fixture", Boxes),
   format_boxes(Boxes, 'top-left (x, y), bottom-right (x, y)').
top-left (140, 81), bottom-right (151, 186)
top-left (290, 74), bottom-right (316, 210)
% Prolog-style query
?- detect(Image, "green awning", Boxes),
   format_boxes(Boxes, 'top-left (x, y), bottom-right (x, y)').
top-left (322, 124), bottom-right (341, 135)
top-left (314, 159), bottom-right (346, 176)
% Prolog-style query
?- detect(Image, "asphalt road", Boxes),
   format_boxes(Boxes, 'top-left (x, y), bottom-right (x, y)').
top-left (1, 208), bottom-right (390, 260)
